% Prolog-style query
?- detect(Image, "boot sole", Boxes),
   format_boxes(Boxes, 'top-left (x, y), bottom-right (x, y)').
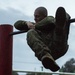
top-left (42, 57), bottom-right (60, 72)
top-left (55, 7), bottom-right (66, 28)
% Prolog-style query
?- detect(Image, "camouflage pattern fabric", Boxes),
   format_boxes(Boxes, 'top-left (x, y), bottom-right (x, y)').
top-left (14, 16), bottom-right (70, 60)
top-left (27, 16), bottom-right (70, 60)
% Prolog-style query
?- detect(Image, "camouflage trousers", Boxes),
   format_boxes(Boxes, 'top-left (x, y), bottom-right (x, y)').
top-left (27, 16), bottom-right (70, 60)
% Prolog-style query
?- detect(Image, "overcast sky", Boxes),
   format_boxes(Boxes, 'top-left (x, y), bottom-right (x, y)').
top-left (0, 0), bottom-right (75, 73)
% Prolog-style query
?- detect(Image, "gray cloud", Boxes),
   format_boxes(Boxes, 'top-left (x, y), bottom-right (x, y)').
top-left (0, 7), bottom-right (38, 70)
top-left (0, 7), bottom-right (33, 25)
top-left (0, 6), bottom-right (75, 71)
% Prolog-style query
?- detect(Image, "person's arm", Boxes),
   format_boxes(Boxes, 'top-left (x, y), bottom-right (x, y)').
top-left (14, 20), bottom-right (35, 31)
top-left (35, 16), bottom-right (55, 32)
top-left (26, 21), bottom-right (35, 29)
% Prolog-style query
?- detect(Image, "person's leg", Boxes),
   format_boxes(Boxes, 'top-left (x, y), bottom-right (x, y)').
top-left (50, 7), bottom-right (71, 60)
top-left (27, 29), bottom-right (50, 60)
top-left (27, 29), bottom-right (60, 71)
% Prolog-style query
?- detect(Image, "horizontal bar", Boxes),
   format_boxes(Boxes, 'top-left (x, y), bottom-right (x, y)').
top-left (10, 30), bottom-right (27, 35)
top-left (10, 18), bottom-right (75, 36)
top-left (69, 18), bottom-right (75, 23)
top-left (13, 70), bottom-right (75, 75)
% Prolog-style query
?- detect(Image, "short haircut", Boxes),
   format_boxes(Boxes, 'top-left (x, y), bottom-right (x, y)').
top-left (35, 7), bottom-right (48, 17)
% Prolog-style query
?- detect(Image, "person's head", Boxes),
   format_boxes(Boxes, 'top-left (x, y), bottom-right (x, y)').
top-left (34, 7), bottom-right (48, 23)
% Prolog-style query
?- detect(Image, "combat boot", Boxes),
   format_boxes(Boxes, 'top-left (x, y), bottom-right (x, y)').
top-left (41, 52), bottom-right (60, 72)
top-left (55, 7), bottom-right (66, 29)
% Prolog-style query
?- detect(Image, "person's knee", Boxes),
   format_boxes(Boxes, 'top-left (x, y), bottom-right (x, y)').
top-left (27, 29), bottom-right (36, 38)
top-left (27, 29), bottom-right (35, 45)
top-left (27, 29), bottom-right (38, 43)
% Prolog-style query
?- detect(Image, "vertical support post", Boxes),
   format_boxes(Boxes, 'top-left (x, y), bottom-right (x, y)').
top-left (0, 24), bottom-right (13, 75)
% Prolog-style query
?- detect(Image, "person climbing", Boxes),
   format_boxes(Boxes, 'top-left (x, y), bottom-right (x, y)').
top-left (14, 6), bottom-right (71, 72)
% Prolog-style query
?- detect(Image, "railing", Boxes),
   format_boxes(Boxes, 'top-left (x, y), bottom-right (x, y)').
top-left (13, 70), bottom-right (75, 75)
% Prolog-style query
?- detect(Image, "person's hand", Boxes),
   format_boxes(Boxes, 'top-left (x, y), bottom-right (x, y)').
top-left (26, 21), bottom-right (35, 29)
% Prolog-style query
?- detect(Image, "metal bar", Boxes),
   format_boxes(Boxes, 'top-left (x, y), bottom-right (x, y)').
top-left (69, 18), bottom-right (75, 23)
top-left (10, 18), bottom-right (75, 36)
top-left (10, 30), bottom-right (27, 35)
top-left (13, 70), bottom-right (75, 75)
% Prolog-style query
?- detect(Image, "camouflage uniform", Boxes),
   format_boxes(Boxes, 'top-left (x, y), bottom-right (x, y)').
top-left (27, 15), bottom-right (70, 60)
top-left (14, 7), bottom-right (71, 71)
